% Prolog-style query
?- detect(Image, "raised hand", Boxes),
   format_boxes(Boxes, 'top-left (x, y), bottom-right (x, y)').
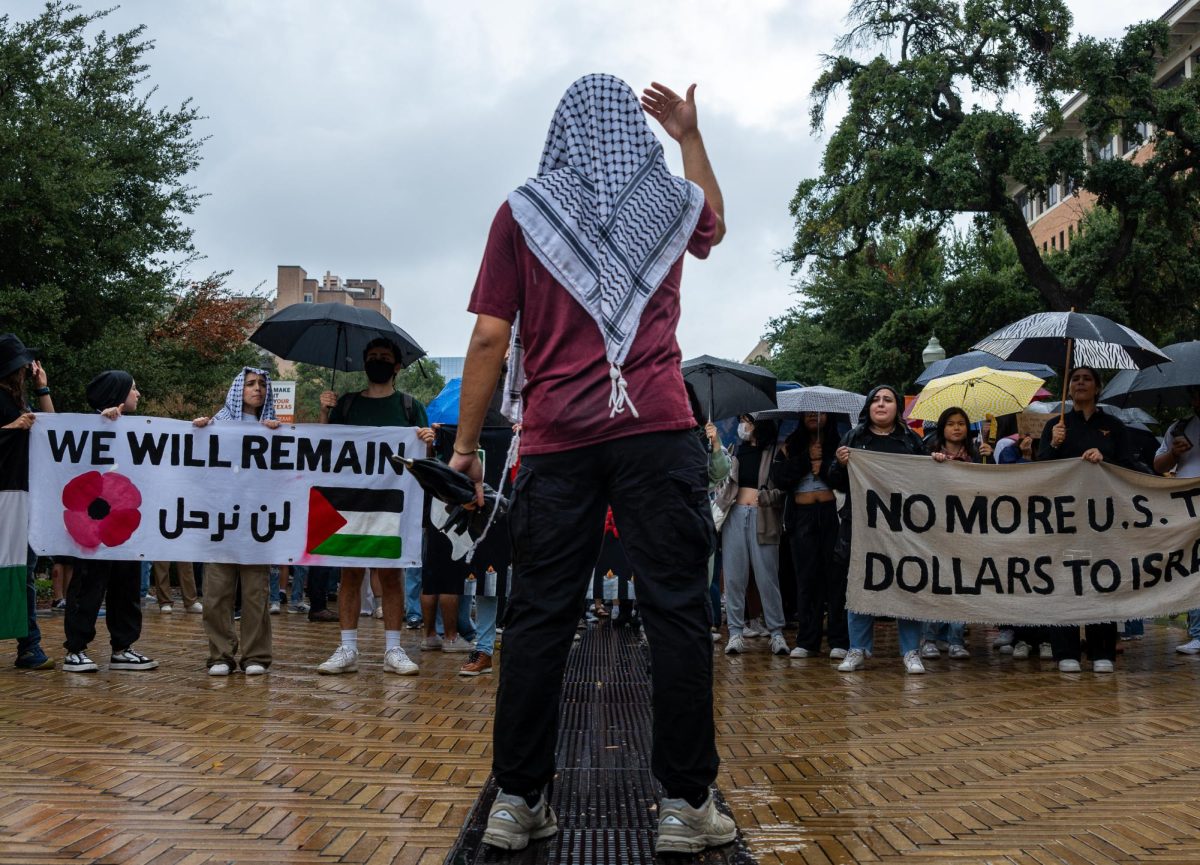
top-left (641, 82), bottom-right (698, 142)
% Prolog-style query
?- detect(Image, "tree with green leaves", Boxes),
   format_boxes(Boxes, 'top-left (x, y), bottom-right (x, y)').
top-left (790, 0), bottom-right (1200, 318)
top-left (0, 3), bottom-right (208, 409)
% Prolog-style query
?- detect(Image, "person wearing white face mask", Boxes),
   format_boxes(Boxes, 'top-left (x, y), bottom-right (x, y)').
top-left (720, 414), bottom-right (789, 657)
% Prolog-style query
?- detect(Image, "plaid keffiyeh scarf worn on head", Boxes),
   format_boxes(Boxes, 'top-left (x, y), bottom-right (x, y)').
top-left (214, 367), bottom-right (277, 422)
top-left (508, 73), bottom-right (705, 420)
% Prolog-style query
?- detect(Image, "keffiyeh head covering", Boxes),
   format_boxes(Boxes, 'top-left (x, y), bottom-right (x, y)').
top-left (214, 367), bottom-right (276, 422)
top-left (508, 73), bottom-right (705, 419)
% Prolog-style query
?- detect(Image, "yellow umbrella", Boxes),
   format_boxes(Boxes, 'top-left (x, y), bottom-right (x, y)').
top-left (910, 366), bottom-right (1045, 423)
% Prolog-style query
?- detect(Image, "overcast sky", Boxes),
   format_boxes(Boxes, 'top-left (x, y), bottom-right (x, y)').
top-left (11, 0), bottom-right (1146, 360)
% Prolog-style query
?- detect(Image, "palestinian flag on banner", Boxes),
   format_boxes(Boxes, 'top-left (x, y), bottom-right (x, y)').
top-left (0, 431), bottom-right (30, 640)
top-left (306, 486), bottom-right (404, 559)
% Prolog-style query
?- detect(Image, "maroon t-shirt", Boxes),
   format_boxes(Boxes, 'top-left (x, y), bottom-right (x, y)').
top-left (469, 200), bottom-right (717, 455)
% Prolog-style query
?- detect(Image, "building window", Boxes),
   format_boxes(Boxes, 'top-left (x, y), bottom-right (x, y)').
top-left (1015, 191), bottom-right (1030, 222)
top-left (1059, 230), bottom-right (1065, 249)
top-left (303, 293), bottom-right (313, 303)
top-left (1051, 235), bottom-right (1057, 249)
top-left (1043, 241), bottom-right (1048, 251)
top-left (1048, 183), bottom-right (1059, 207)
top-left (1068, 224), bottom-right (1074, 240)
top-left (1064, 176), bottom-right (1076, 197)
top-left (1098, 136), bottom-right (1115, 161)
top-left (1159, 66), bottom-right (1185, 90)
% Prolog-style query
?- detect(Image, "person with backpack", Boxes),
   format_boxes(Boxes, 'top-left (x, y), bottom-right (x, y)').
top-left (314, 337), bottom-right (433, 676)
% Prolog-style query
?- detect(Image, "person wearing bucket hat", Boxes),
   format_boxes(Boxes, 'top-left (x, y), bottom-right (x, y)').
top-left (0, 334), bottom-right (56, 670)
top-left (61, 370), bottom-right (158, 674)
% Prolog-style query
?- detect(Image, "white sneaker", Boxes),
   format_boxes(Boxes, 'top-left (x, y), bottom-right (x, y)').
top-left (268, 601), bottom-right (281, 615)
top-left (1177, 638), bottom-right (1200, 655)
top-left (789, 646), bottom-right (811, 658)
top-left (903, 650), bottom-right (926, 674)
top-left (743, 617), bottom-right (767, 638)
top-left (186, 602), bottom-right (203, 613)
top-left (159, 604), bottom-right (173, 614)
top-left (1011, 641), bottom-right (1031, 659)
top-left (829, 648), bottom-right (848, 660)
top-left (769, 634), bottom-right (790, 656)
top-left (724, 635), bottom-right (746, 655)
top-left (1039, 642), bottom-right (1054, 659)
top-left (948, 644), bottom-right (970, 660)
top-left (655, 792), bottom-right (737, 854)
top-left (208, 662), bottom-right (231, 677)
top-left (244, 663), bottom-right (267, 676)
top-left (1058, 659), bottom-right (1082, 673)
top-left (1093, 659), bottom-right (1115, 673)
top-left (372, 601), bottom-right (384, 620)
top-left (384, 646), bottom-right (419, 675)
top-left (442, 635), bottom-right (474, 653)
top-left (837, 648), bottom-right (866, 671)
top-left (992, 628), bottom-right (1014, 648)
top-left (482, 792), bottom-right (558, 851)
top-left (920, 640), bottom-right (940, 659)
top-left (317, 645), bottom-right (359, 675)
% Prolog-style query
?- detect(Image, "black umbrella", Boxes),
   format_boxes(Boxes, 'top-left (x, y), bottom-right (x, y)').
top-left (250, 302), bottom-right (425, 386)
top-left (681, 355), bottom-right (777, 421)
top-left (914, 350), bottom-right (1057, 387)
top-left (1101, 341), bottom-right (1200, 409)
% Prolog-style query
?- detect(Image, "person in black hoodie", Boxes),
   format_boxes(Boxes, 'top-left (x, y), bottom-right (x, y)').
top-left (61, 371), bottom-right (158, 673)
top-left (772, 412), bottom-right (846, 659)
top-left (827, 385), bottom-right (929, 674)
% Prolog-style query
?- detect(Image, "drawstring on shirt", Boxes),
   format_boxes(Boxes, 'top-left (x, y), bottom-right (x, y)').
top-left (608, 363), bottom-right (639, 419)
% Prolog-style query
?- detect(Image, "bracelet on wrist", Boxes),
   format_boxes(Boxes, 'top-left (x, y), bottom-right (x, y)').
top-left (34, 387), bottom-right (50, 397)
top-left (453, 443), bottom-right (479, 456)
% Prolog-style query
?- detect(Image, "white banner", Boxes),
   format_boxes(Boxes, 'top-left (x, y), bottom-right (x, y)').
top-left (848, 451), bottom-right (1200, 624)
top-left (29, 414), bottom-right (424, 568)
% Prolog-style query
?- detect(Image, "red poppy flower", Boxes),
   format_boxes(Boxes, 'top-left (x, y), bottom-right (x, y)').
top-left (62, 471), bottom-right (142, 549)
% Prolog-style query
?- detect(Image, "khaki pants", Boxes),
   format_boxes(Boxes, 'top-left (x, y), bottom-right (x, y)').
top-left (152, 561), bottom-right (199, 608)
top-left (202, 563), bottom-right (272, 669)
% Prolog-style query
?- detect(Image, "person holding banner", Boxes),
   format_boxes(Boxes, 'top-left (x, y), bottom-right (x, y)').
top-left (0, 334), bottom-right (55, 670)
top-left (829, 385), bottom-right (929, 674)
top-left (1038, 365), bottom-right (1136, 674)
top-left (61, 371), bottom-right (159, 673)
top-left (316, 337), bottom-right (432, 676)
top-left (192, 368), bottom-right (281, 675)
top-left (1154, 386), bottom-right (1200, 654)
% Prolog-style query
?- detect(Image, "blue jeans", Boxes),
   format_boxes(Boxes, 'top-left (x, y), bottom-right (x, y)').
top-left (269, 567), bottom-right (281, 604)
top-left (290, 566), bottom-right (307, 605)
top-left (922, 621), bottom-right (965, 647)
top-left (1188, 609), bottom-right (1200, 640)
top-left (434, 597), bottom-right (477, 640)
top-left (139, 560), bottom-right (151, 599)
top-left (18, 550), bottom-right (42, 658)
top-left (848, 611), bottom-right (922, 656)
top-left (474, 596), bottom-right (498, 656)
top-left (404, 567), bottom-right (422, 622)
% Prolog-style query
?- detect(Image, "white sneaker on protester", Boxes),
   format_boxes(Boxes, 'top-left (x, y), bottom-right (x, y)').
top-left (742, 617), bottom-right (767, 638)
top-left (1176, 639), bottom-right (1200, 655)
top-left (1093, 659), bottom-right (1115, 673)
top-left (244, 663), bottom-right (267, 676)
top-left (317, 645), bottom-right (359, 675)
top-left (992, 628), bottom-right (1014, 648)
top-left (724, 635), bottom-right (746, 655)
top-left (482, 792), bottom-right (558, 851)
top-left (789, 646), bottom-right (811, 658)
top-left (903, 650), bottom-right (926, 674)
top-left (655, 792), bottom-right (737, 855)
top-left (1058, 659), bottom-right (1082, 673)
top-left (268, 601), bottom-right (281, 615)
top-left (62, 651), bottom-right (98, 673)
top-left (837, 648), bottom-right (866, 672)
top-left (110, 648), bottom-right (158, 670)
top-left (1039, 642), bottom-right (1054, 659)
top-left (1011, 641), bottom-right (1031, 659)
top-left (442, 635), bottom-right (474, 653)
top-left (383, 646), bottom-right (419, 675)
top-left (920, 640), bottom-right (940, 659)
top-left (208, 662), bottom-right (230, 677)
top-left (159, 604), bottom-right (173, 614)
top-left (948, 644), bottom-right (970, 660)
top-left (769, 634), bottom-right (790, 656)
top-left (829, 648), bottom-right (848, 660)
top-left (187, 602), bottom-right (203, 613)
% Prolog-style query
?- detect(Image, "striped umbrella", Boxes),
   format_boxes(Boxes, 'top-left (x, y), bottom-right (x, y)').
top-left (909, 367), bottom-right (1045, 423)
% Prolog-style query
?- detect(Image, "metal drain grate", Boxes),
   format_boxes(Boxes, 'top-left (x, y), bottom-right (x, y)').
top-left (444, 625), bottom-right (757, 864)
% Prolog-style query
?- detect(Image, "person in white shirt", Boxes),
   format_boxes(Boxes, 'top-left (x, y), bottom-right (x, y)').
top-left (1155, 387), bottom-right (1200, 654)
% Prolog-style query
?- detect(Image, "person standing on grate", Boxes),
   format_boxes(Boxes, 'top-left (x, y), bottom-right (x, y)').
top-left (449, 73), bottom-right (733, 856)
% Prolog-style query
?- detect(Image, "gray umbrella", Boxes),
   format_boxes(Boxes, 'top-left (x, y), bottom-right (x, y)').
top-left (754, 385), bottom-right (865, 420)
top-left (1101, 341), bottom-right (1200, 409)
top-left (914, 350), bottom-right (1057, 387)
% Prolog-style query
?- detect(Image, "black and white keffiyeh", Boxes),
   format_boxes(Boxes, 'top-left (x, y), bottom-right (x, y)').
top-left (214, 367), bottom-right (277, 423)
top-left (508, 73), bottom-right (706, 419)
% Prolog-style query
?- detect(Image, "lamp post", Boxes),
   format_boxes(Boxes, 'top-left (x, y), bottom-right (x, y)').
top-left (922, 335), bottom-right (946, 369)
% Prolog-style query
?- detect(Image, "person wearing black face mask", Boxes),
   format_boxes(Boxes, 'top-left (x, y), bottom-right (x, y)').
top-left (312, 338), bottom-right (436, 676)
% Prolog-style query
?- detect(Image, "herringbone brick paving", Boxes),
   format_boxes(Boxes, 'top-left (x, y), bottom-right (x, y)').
top-left (3, 604), bottom-right (1200, 864)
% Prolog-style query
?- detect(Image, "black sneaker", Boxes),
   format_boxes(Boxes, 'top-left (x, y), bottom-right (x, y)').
top-left (404, 616), bottom-right (423, 630)
top-left (109, 648), bottom-right (159, 670)
top-left (63, 651), bottom-right (99, 672)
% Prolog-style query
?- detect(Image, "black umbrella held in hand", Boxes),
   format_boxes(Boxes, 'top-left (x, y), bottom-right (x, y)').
top-left (388, 455), bottom-right (508, 558)
top-left (1101, 341), bottom-right (1200, 410)
top-left (250, 302), bottom-right (425, 387)
top-left (681, 355), bottom-right (777, 421)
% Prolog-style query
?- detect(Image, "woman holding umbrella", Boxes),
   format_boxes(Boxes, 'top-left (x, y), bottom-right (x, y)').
top-left (828, 385), bottom-right (929, 674)
top-left (1038, 365), bottom-right (1136, 674)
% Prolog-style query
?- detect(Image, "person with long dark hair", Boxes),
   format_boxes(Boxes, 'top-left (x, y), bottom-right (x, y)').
top-left (771, 412), bottom-right (845, 659)
top-left (828, 385), bottom-right (929, 673)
